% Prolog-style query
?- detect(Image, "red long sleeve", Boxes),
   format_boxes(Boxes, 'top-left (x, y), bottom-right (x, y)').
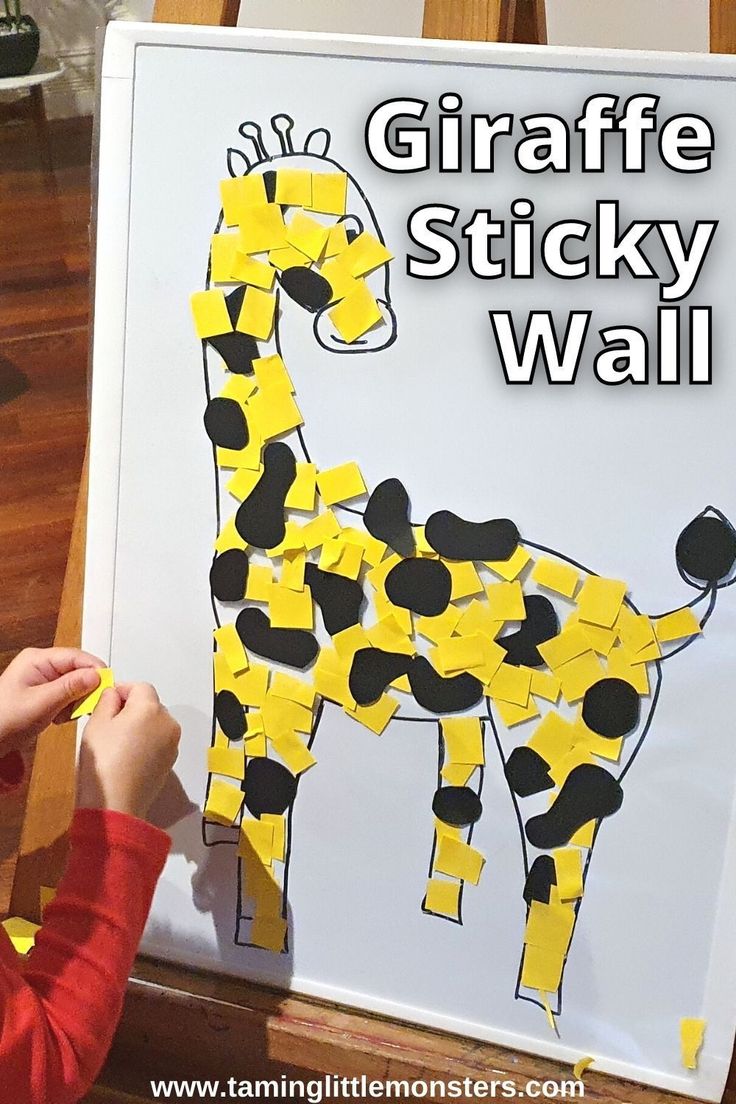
top-left (0, 808), bottom-right (170, 1104)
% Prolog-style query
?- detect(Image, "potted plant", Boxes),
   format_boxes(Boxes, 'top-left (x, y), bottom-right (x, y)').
top-left (0, 2), bottom-right (40, 79)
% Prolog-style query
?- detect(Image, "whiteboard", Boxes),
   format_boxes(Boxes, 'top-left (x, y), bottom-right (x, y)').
top-left (89, 23), bottom-right (736, 1099)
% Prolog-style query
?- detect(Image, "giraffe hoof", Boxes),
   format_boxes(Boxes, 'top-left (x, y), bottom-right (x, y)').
top-left (525, 763), bottom-right (623, 850)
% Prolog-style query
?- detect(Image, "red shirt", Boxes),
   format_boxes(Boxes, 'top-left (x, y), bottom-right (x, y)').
top-left (0, 808), bottom-right (170, 1104)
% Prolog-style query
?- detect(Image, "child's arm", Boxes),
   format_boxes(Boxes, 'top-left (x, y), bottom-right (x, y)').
top-left (0, 663), bottom-right (180, 1104)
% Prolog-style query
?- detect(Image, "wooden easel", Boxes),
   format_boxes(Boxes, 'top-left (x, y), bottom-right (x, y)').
top-left (10, 1), bottom-right (736, 1100)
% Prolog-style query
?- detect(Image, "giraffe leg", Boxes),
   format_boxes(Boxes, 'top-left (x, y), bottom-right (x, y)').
top-left (422, 717), bottom-right (486, 924)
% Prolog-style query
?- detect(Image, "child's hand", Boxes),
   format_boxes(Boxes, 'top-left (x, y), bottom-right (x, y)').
top-left (76, 682), bottom-right (181, 821)
top-left (0, 647), bottom-right (105, 752)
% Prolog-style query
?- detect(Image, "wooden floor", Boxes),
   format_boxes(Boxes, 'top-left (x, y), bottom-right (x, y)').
top-left (0, 109), bottom-right (92, 672)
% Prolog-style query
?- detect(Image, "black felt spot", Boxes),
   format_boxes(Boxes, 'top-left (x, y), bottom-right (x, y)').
top-left (425, 511), bottom-right (519, 562)
top-left (210, 549), bottom-right (249, 602)
top-left (525, 763), bottom-right (622, 850)
top-left (499, 595), bottom-right (559, 668)
top-left (364, 478), bottom-right (415, 558)
top-left (206, 330), bottom-right (259, 375)
top-left (348, 647), bottom-right (412, 706)
top-left (676, 513), bottom-right (736, 583)
top-left (214, 689), bottom-right (246, 741)
top-left (225, 285), bottom-right (247, 328)
top-left (263, 170), bottom-right (277, 204)
top-left (242, 756), bottom-right (297, 817)
top-left (304, 564), bottom-right (365, 636)
top-left (345, 226), bottom-right (359, 244)
top-left (408, 656), bottom-right (483, 714)
top-left (385, 557), bottom-right (451, 617)
top-left (582, 677), bottom-right (640, 739)
top-left (235, 442), bottom-right (296, 550)
top-left (203, 397), bottom-right (249, 451)
top-left (432, 786), bottom-right (483, 828)
top-left (236, 607), bottom-right (318, 670)
top-left (504, 746), bottom-right (554, 798)
top-left (523, 855), bottom-right (557, 905)
top-left (279, 267), bottom-right (332, 313)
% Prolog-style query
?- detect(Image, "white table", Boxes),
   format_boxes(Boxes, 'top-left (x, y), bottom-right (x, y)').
top-left (0, 56), bottom-right (64, 176)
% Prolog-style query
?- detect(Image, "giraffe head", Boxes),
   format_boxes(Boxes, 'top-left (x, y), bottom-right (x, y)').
top-left (225, 114), bottom-right (397, 357)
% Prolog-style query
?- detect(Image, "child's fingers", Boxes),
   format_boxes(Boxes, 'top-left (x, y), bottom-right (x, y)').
top-left (91, 686), bottom-right (124, 720)
top-left (35, 665), bottom-right (102, 723)
top-left (120, 683), bottom-right (161, 710)
top-left (18, 647), bottom-right (107, 686)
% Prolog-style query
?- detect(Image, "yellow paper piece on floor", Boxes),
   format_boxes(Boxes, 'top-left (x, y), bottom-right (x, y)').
top-left (431, 634), bottom-right (485, 675)
top-left (434, 836), bottom-right (485, 885)
top-left (680, 1018), bottom-right (706, 1070)
top-left (269, 245), bottom-right (311, 271)
top-left (214, 623), bottom-right (249, 675)
top-left (557, 650), bottom-right (604, 703)
top-left (204, 779), bottom-right (244, 826)
top-left (208, 746), bottom-right (246, 781)
top-left (325, 221), bottom-right (349, 257)
top-left (347, 694), bottom-right (399, 735)
top-left (485, 580), bottom-right (525, 621)
top-left (440, 717), bottom-right (484, 765)
top-left (342, 231), bottom-right (394, 276)
top-left (538, 626), bottom-right (591, 670)
top-left (251, 915), bottom-right (287, 952)
top-left (424, 878), bottom-right (461, 919)
top-left (230, 252), bottom-right (276, 289)
top-left (261, 813), bottom-right (287, 862)
top-left (302, 509), bottom-right (341, 550)
top-left (320, 257), bottom-right (360, 303)
top-left (249, 385), bottom-right (303, 441)
top-left (531, 557), bottom-right (580, 599)
top-left (316, 461), bottom-right (367, 505)
top-left (270, 672), bottom-right (316, 710)
top-left (191, 289), bottom-right (232, 339)
top-left (238, 203), bottom-right (287, 253)
top-left (441, 763), bottom-right (476, 786)
top-left (521, 944), bottom-right (565, 992)
top-left (328, 281), bottom-right (382, 343)
top-left (70, 667), bottom-right (114, 719)
top-left (234, 663), bottom-right (270, 708)
top-left (287, 211), bottom-right (330, 262)
top-left (416, 606), bottom-right (462, 644)
top-left (655, 608), bottom-right (702, 643)
top-left (606, 645), bottom-right (649, 695)
top-left (220, 174), bottom-right (267, 225)
top-left (554, 848), bottom-right (584, 900)
top-left (573, 1057), bottom-right (594, 1081)
top-left (275, 168), bottom-right (312, 207)
top-left (284, 462), bottom-right (317, 511)
top-left (253, 354), bottom-right (294, 393)
top-left (273, 730), bottom-right (317, 774)
top-left (2, 916), bottom-right (40, 956)
top-left (527, 712), bottom-right (575, 766)
top-left (236, 286), bottom-right (277, 341)
top-left (239, 818), bottom-right (275, 864)
top-left (488, 663), bottom-right (532, 707)
top-left (530, 669), bottom-right (561, 703)
top-left (446, 560), bottom-right (484, 600)
top-left (269, 584), bottom-right (314, 630)
top-left (210, 233), bottom-right (240, 282)
top-left (495, 698), bottom-right (540, 728)
top-left (308, 171), bottom-right (348, 216)
top-left (576, 576), bottom-right (627, 629)
top-left (525, 899), bottom-right (576, 953)
top-left (570, 820), bottom-right (596, 848)
top-left (485, 545), bottom-right (532, 582)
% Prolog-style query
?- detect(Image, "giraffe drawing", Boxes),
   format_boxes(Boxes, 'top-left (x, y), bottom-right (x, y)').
top-left (189, 114), bottom-right (736, 1024)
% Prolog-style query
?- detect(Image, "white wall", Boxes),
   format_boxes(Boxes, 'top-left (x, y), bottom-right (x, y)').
top-left (546, 0), bottom-right (710, 52)
top-left (237, 0), bottom-right (424, 36)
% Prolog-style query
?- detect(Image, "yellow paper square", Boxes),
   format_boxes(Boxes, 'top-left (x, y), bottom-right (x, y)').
top-left (333, 623), bottom-right (371, 660)
top-left (485, 580), bottom-right (525, 621)
top-left (70, 667), bottom-right (115, 719)
top-left (239, 818), bottom-right (275, 863)
top-left (275, 168), bottom-right (312, 207)
top-left (488, 663), bottom-right (532, 707)
top-left (441, 717), bottom-right (484, 765)
top-left (415, 606), bottom-right (462, 644)
top-left (531, 557), bottom-right (580, 599)
top-left (262, 813), bottom-right (287, 862)
top-left (227, 466), bottom-right (263, 505)
top-left (214, 516), bottom-right (247, 554)
top-left (273, 731), bottom-right (317, 774)
top-left (342, 231), bottom-right (394, 276)
top-left (424, 878), bottom-right (461, 919)
top-left (236, 287), bottom-right (277, 341)
top-left (440, 762), bottom-right (476, 786)
top-left (214, 623), bottom-right (249, 675)
top-left (251, 915), bottom-right (287, 952)
top-left (530, 669), bottom-right (561, 703)
top-left (680, 1018), bottom-right (706, 1070)
top-left (325, 221), bottom-right (349, 257)
top-left (521, 944), bottom-right (565, 992)
top-left (309, 172), bottom-right (348, 216)
top-left (238, 203), bottom-right (287, 254)
top-left (316, 462), bottom-right (367, 506)
top-left (220, 174), bottom-right (268, 225)
top-left (286, 211), bottom-right (330, 262)
top-left (654, 607), bottom-right (702, 643)
top-left (537, 626), bottom-right (591, 670)
top-left (328, 281), bottom-right (382, 343)
top-left (191, 289), bottom-right (232, 339)
top-left (253, 354), bottom-right (294, 393)
top-left (434, 836), bottom-right (485, 885)
top-left (320, 256), bottom-right (360, 303)
top-left (494, 698), bottom-right (540, 728)
top-left (606, 645), bottom-right (650, 695)
top-left (570, 819), bottom-right (596, 848)
top-left (210, 233), bottom-right (240, 282)
top-left (234, 663), bottom-right (270, 708)
top-left (230, 252), bottom-right (276, 289)
top-left (527, 712), bottom-right (575, 766)
top-left (204, 779), bottom-right (244, 826)
top-left (485, 545), bottom-right (532, 582)
top-left (302, 509), bottom-right (341, 550)
top-left (285, 462), bottom-right (317, 511)
top-left (248, 385), bottom-right (303, 441)
top-left (554, 848), bottom-right (584, 900)
top-left (431, 635), bottom-right (485, 675)
top-left (269, 245), bottom-right (311, 270)
top-left (347, 694), bottom-right (399, 735)
top-left (208, 746), bottom-right (246, 780)
top-left (557, 650), bottom-right (604, 703)
top-left (456, 600), bottom-right (502, 640)
top-left (446, 560), bottom-right (483, 600)
top-left (269, 584), bottom-right (314, 631)
top-left (524, 899), bottom-right (576, 953)
top-left (576, 576), bottom-right (627, 629)
top-left (270, 672), bottom-right (316, 710)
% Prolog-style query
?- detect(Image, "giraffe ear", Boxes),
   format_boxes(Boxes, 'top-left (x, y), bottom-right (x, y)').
top-left (227, 147), bottom-right (251, 178)
top-left (304, 128), bottom-right (331, 157)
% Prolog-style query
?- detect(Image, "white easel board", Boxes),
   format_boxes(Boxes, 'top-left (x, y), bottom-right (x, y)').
top-left (88, 23), bottom-right (736, 1099)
